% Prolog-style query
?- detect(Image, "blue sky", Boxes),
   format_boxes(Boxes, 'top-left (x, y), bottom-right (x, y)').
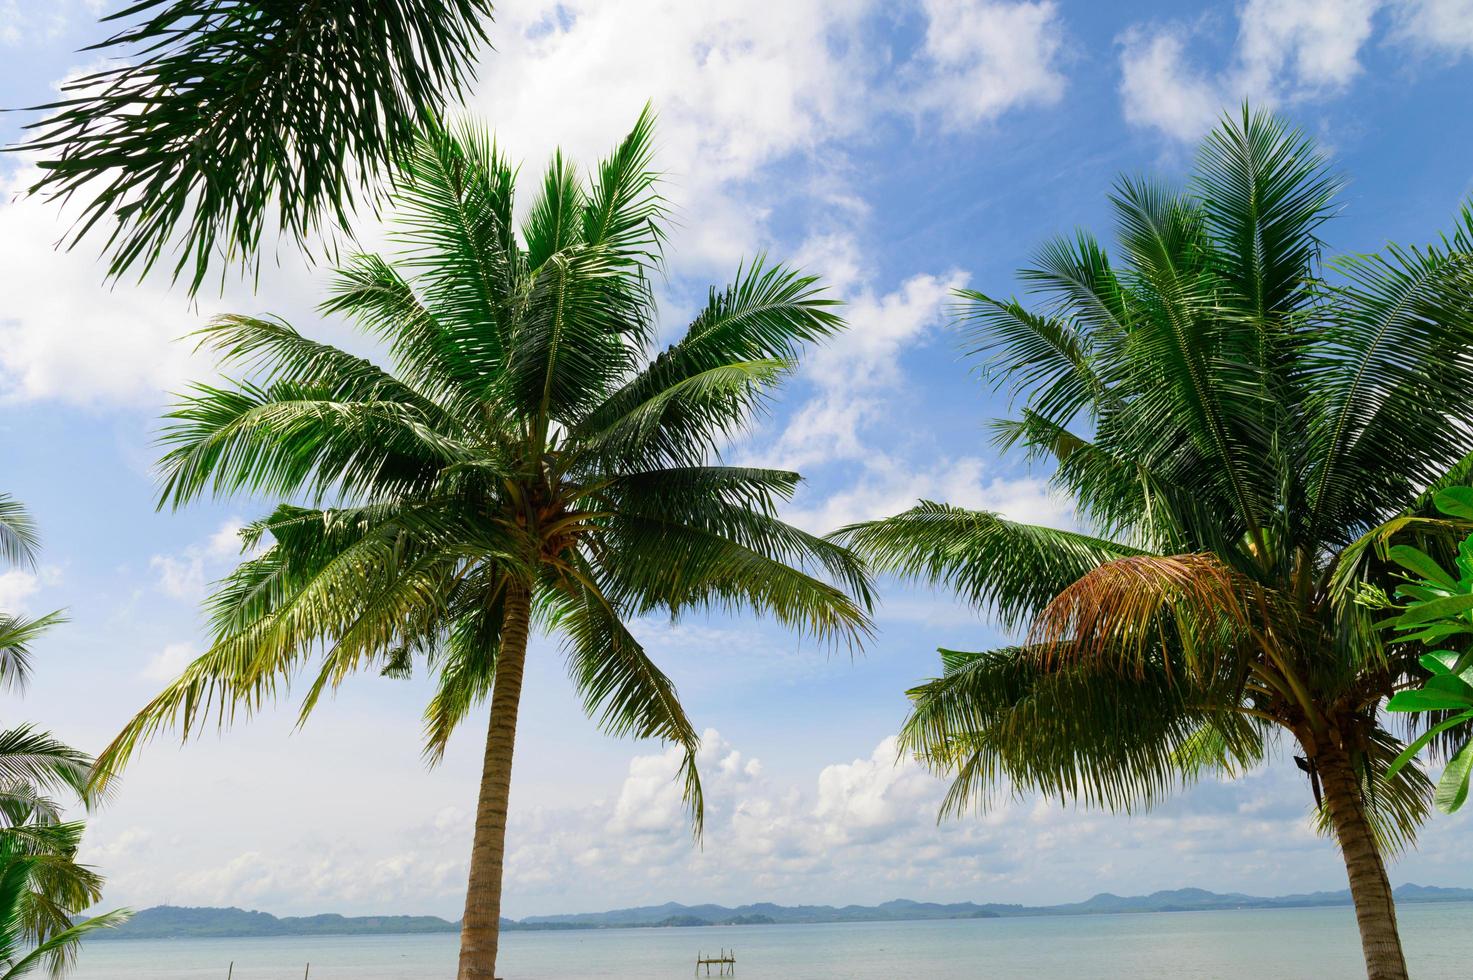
top-left (3, 0), bottom-right (1473, 920)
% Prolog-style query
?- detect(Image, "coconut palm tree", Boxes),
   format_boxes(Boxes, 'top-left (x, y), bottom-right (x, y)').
top-left (11, 0), bottom-right (494, 292)
top-left (837, 109), bottom-right (1473, 980)
top-left (0, 496), bottom-right (96, 813)
top-left (0, 496), bottom-right (129, 975)
top-left (93, 110), bottom-right (873, 980)
top-left (0, 820), bottom-right (129, 980)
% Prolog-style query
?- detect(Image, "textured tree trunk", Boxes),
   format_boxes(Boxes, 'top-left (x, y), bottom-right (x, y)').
top-left (457, 581), bottom-right (532, 980)
top-left (1315, 740), bottom-right (1409, 980)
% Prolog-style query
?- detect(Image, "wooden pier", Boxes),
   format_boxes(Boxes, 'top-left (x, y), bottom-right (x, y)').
top-left (695, 948), bottom-right (735, 976)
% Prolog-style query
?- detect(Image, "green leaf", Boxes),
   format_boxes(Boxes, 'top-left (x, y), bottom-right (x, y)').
top-left (1388, 545), bottom-right (1458, 590)
top-left (1395, 593), bottom-right (1473, 627)
top-left (1387, 688), bottom-right (1473, 712)
top-left (1386, 711), bottom-right (1473, 778)
top-left (1392, 624), bottom-right (1472, 645)
top-left (1395, 583), bottom-right (1454, 602)
top-left (1435, 739), bottom-right (1473, 813)
top-left (1420, 651), bottom-right (1461, 675)
top-left (1435, 487), bottom-right (1473, 520)
top-left (1426, 673), bottom-right (1473, 701)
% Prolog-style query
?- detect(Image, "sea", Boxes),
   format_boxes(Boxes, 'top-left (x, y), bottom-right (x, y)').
top-left (71, 902), bottom-right (1473, 979)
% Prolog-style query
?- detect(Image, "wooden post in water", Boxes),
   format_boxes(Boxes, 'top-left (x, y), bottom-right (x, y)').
top-left (227, 965), bottom-right (233, 980)
top-left (304, 965), bottom-right (310, 979)
top-left (695, 949), bottom-right (735, 976)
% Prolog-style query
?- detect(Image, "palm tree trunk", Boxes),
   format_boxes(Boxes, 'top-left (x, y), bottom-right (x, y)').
top-left (457, 581), bottom-right (532, 980)
top-left (1315, 740), bottom-right (1409, 980)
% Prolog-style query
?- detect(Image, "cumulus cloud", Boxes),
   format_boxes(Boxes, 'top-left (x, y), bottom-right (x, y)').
top-left (784, 455), bottom-right (1071, 533)
top-left (1393, 0), bottom-right (1473, 57)
top-left (1118, 0), bottom-right (1379, 141)
top-left (148, 517), bottom-right (252, 601)
top-left (141, 641), bottom-right (196, 682)
top-left (912, 0), bottom-right (1068, 128)
top-left (756, 230), bottom-right (967, 475)
top-left (82, 717), bottom-right (1463, 920)
top-left (0, 166), bottom-right (212, 406)
top-left (1, 1), bottom-right (1075, 412)
top-left (0, 569), bottom-right (41, 614)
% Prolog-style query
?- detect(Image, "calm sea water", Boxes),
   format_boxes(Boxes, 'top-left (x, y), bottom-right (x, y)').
top-left (71, 902), bottom-right (1473, 979)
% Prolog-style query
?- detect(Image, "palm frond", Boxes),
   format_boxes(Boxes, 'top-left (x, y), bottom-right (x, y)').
top-left (835, 502), bottom-right (1144, 632)
top-left (557, 580), bottom-right (703, 835)
top-left (0, 499), bottom-right (39, 571)
top-left (11, 0), bottom-right (494, 292)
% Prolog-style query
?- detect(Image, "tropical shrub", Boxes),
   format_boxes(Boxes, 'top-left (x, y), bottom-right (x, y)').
top-left (1383, 487), bottom-right (1473, 813)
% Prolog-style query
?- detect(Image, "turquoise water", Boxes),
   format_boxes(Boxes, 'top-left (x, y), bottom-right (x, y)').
top-left (72, 903), bottom-right (1473, 979)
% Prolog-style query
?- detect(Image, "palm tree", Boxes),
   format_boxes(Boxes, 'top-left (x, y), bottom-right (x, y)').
top-left (0, 497), bottom-right (97, 813)
top-left (837, 109), bottom-right (1473, 980)
top-left (11, 0), bottom-right (494, 292)
top-left (94, 110), bottom-right (873, 979)
top-left (0, 496), bottom-right (129, 975)
top-left (0, 821), bottom-right (129, 980)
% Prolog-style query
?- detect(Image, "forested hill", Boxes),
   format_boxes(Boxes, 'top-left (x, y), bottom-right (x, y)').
top-left (95, 884), bottom-right (1473, 939)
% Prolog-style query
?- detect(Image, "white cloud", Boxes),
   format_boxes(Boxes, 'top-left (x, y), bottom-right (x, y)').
top-left (1236, 0), bottom-right (1378, 94)
top-left (462, 1), bottom-right (1069, 273)
top-left (0, 569), bottom-right (40, 614)
top-left (1119, 28), bottom-right (1223, 142)
top-left (0, 564), bottom-right (61, 615)
top-left (0, 163), bottom-right (215, 406)
top-left (914, 0), bottom-right (1068, 128)
top-left (1, 2), bottom-right (1071, 410)
top-left (764, 232), bottom-right (967, 473)
top-left (207, 517), bottom-right (248, 558)
top-left (149, 517), bottom-right (251, 600)
top-left (0, 1), bottom-right (69, 47)
top-left (784, 455), bottom-right (1072, 533)
top-left (149, 553), bottom-right (205, 602)
top-left (1393, 0), bottom-right (1473, 56)
top-left (1118, 0), bottom-right (1380, 141)
top-left (141, 641), bottom-right (196, 682)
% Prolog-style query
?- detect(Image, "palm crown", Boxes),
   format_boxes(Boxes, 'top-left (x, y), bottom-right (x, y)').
top-left (97, 109), bottom-right (871, 979)
top-left (839, 109), bottom-right (1473, 980)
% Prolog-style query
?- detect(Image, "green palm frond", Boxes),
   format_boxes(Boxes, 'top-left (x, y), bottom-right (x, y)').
top-left (11, 0), bottom-right (494, 292)
top-left (0, 613), bottom-right (66, 694)
top-left (0, 499), bottom-right (38, 571)
top-left (1304, 230), bottom-right (1473, 549)
top-left (557, 580), bottom-right (703, 834)
top-left (835, 502), bottom-right (1143, 631)
top-left (157, 381), bottom-right (467, 507)
top-left (576, 260), bottom-right (843, 469)
top-left (901, 647), bottom-right (1250, 817)
top-left (0, 730), bottom-right (93, 814)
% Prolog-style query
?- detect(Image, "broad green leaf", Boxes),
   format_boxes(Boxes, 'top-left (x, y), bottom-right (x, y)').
top-left (1394, 593), bottom-right (1473, 627)
top-left (1435, 739), bottom-right (1473, 813)
top-left (1435, 487), bottom-right (1473, 520)
top-left (1388, 545), bottom-right (1458, 590)
top-left (1420, 651), bottom-right (1459, 675)
top-left (1386, 710), bottom-right (1473, 778)
top-left (1394, 624), bottom-right (1472, 645)
top-left (1460, 535), bottom-right (1473, 587)
top-left (1426, 673), bottom-right (1473, 701)
top-left (1395, 583), bottom-right (1454, 602)
top-left (1388, 688), bottom-right (1473, 712)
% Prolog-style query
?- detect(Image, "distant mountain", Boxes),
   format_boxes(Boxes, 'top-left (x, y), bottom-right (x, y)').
top-left (94, 884), bottom-right (1473, 940)
top-left (94, 906), bottom-right (465, 940)
top-left (514, 884), bottom-right (1473, 929)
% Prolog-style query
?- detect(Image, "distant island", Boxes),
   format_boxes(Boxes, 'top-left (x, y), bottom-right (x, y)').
top-left (94, 884), bottom-right (1473, 940)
